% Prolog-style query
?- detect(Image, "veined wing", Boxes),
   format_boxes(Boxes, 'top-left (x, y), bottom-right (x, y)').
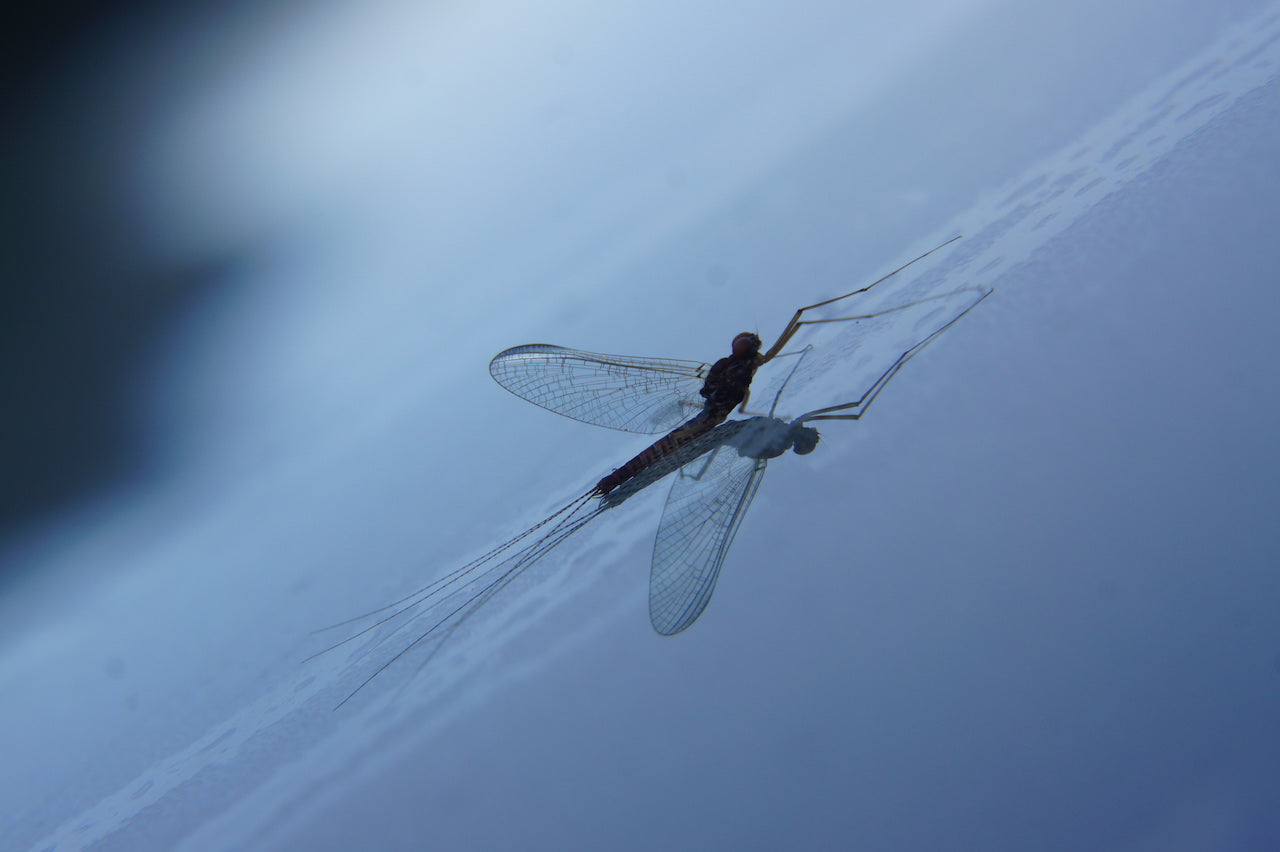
top-left (490, 344), bottom-right (709, 434)
top-left (649, 442), bottom-right (766, 635)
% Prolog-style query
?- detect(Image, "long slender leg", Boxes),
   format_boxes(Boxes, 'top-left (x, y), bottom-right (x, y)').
top-left (795, 287), bottom-right (991, 421)
top-left (761, 235), bottom-right (963, 363)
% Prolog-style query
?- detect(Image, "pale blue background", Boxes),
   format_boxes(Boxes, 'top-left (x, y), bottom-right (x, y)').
top-left (2, 1), bottom-right (1278, 849)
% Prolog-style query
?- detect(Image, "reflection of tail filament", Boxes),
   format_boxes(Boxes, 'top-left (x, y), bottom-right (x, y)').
top-left (311, 489), bottom-right (604, 709)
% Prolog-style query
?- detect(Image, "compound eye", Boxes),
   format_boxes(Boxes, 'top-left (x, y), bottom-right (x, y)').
top-left (792, 427), bottom-right (820, 455)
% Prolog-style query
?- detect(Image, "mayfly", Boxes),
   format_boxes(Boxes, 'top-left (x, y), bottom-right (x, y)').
top-left (316, 237), bottom-right (990, 706)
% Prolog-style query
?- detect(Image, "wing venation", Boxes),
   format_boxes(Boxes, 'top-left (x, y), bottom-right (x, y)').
top-left (649, 446), bottom-right (766, 635)
top-left (490, 344), bottom-right (709, 434)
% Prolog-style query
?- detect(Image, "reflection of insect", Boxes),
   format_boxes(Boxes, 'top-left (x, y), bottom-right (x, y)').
top-left (318, 238), bottom-right (989, 706)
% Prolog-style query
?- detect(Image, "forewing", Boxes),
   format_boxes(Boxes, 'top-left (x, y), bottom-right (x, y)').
top-left (649, 444), bottom-right (766, 635)
top-left (490, 344), bottom-right (709, 434)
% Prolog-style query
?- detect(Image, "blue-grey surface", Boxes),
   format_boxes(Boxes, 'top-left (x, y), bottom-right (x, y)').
top-left (2, 1), bottom-right (1279, 850)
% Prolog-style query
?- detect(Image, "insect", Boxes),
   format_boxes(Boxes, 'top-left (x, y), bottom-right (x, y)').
top-left (316, 237), bottom-right (989, 706)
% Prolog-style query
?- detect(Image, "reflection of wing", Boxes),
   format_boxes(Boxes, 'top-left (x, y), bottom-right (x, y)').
top-left (490, 344), bottom-right (709, 434)
top-left (649, 444), bottom-right (766, 635)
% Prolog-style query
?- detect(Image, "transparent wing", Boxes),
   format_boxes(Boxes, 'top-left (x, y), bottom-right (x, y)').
top-left (649, 444), bottom-right (766, 636)
top-left (490, 344), bottom-right (710, 434)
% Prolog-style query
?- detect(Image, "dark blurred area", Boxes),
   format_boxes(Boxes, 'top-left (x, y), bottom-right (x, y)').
top-left (0, 0), bottom-right (234, 565)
